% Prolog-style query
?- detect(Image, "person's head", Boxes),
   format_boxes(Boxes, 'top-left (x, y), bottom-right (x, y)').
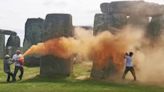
top-left (125, 52), bottom-right (128, 56)
top-left (4, 54), bottom-right (10, 59)
top-left (129, 52), bottom-right (133, 57)
top-left (16, 50), bottom-right (21, 55)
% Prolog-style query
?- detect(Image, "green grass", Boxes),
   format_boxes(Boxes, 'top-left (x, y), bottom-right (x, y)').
top-left (0, 60), bottom-right (164, 92)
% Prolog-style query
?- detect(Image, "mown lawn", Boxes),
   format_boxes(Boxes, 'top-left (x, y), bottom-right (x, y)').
top-left (0, 59), bottom-right (164, 92)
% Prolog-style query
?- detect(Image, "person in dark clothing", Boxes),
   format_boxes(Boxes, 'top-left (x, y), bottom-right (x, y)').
top-left (3, 54), bottom-right (14, 82)
top-left (122, 52), bottom-right (136, 81)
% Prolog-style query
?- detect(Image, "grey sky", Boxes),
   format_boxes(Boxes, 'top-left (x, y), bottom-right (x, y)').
top-left (0, 0), bottom-right (164, 46)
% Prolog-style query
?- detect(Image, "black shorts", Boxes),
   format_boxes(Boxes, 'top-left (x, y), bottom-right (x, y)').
top-left (125, 67), bottom-right (134, 72)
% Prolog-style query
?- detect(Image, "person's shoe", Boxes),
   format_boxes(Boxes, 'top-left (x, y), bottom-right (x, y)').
top-left (12, 78), bottom-right (16, 82)
top-left (6, 80), bottom-right (10, 83)
top-left (133, 79), bottom-right (137, 82)
top-left (19, 76), bottom-right (22, 80)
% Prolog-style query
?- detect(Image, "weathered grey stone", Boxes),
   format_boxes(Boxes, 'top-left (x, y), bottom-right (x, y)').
top-left (101, 1), bottom-right (164, 16)
top-left (0, 29), bottom-right (17, 36)
top-left (0, 34), bottom-right (5, 58)
top-left (100, 1), bottom-right (164, 16)
top-left (23, 18), bottom-right (44, 66)
top-left (127, 16), bottom-right (149, 29)
top-left (40, 14), bottom-right (73, 77)
top-left (24, 56), bottom-right (40, 66)
top-left (93, 13), bottom-right (127, 35)
top-left (6, 35), bottom-right (20, 56)
top-left (79, 26), bottom-right (93, 30)
top-left (42, 14), bottom-right (73, 41)
top-left (40, 56), bottom-right (73, 77)
top-left (91, 59), bottom-right (118, 79)
top-left (0, 29), bottom-right (18, 57)
top-left (6, 35), bottom-right (20, 47)
top-left (147, 15), bottom-right (164, 41)
top-left (23, 38), bottom-right (32, 53)
top-left (150, 15), bottom-right (164, 30)
top-left (23, 18), bottom-right (44, 51)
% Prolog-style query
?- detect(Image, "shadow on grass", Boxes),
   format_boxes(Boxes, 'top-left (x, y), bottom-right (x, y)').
top-left (0, 81), bottom-right (8, 84)
top-left (19, 74), bottom-right (128, 88)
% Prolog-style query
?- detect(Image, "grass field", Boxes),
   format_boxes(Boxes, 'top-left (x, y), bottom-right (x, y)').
top-left (0, 59), bottom-right (164, 92)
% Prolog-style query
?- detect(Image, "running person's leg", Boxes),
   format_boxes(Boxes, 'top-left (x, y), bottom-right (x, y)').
top-left (130, 67), bottom-right (136, 81)
top-left (6, 72), bottom-right (10, 82)
top-left (19, 67), bottom-right (24, 80)
top-left (13, 66), bottom-right (19, 81)
top-left (122, 67), bottom-right (130, 79)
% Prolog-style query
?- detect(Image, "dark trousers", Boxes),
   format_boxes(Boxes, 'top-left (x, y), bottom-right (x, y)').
top-left (122, 67), bottom-right (136, 81)
top-left (13, 66), bottom-right (24, 81)
top-left (6, 72), bottom-right (14, 82)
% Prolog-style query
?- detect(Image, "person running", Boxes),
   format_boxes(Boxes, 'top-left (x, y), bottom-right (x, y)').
top-left (122, 52), bottom-right (136, 81)
top-left (3, 54), bottom-right (14, 82)
top-left (12, 50), bottom-right (24, 81)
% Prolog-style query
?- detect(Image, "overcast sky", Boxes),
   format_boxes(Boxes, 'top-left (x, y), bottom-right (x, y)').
top-left (0, 0), bottom-right (164, 45)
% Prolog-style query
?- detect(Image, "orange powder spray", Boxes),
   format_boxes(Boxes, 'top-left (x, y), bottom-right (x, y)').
top-left (23, 27), bottom-right (143, 72)
top-left (23, 26), bottom-right (164, 83)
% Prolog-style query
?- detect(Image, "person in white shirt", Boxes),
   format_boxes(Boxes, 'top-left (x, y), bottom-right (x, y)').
top-left (122, 52), bottom-right (136, 81)
top-left (12, 50), bottom-right (24, 81)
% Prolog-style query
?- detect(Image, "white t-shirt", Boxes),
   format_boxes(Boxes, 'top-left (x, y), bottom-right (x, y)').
top-left (125, 55), bottom-right (133, 67)
top-left (12, 54), bottom-right (23, 67)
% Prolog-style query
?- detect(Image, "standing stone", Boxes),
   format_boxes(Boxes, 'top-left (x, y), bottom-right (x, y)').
top-left (147, 15), bottom-right (164, 41)
top-left (100, 1), bottom-right (164, 16)
top-left (23, 18), bottom-right (44, 66)
top-left (0, 29), bottom-right (17, 35)
top-left (23, 18), bottom-right (44, 51)
top-left (91, 59), bottom-right (118, 79)
top-left (93, 13), bottom-right (127, 35)
top-left (40, 55), bottom-right (73, 77)
top-left (0, 34), bottom-right (5, 58)
top-left (40, 14), bottom-right (73, 77)
top-left (6, 35), bottom-right (20, 56)
top-left (92, 1), bottom-right (164, 80)
top-left (127, 15), bottom-right (149, 29)
top-left (158, 15), bottom-right (164, 35)
top-left (42, 14), bottom-right (73, 41)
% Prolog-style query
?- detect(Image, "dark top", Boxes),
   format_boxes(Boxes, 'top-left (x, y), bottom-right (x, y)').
top-left (3, 58), bottom-right (12, 73)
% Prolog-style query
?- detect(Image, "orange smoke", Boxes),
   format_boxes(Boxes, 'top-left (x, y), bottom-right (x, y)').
top-left (23, 26), bottom-right (164, 83)
top-left (23, 27), bottom-right (143, 72)
top-left (23, 37), bottom-right (78, 59)
top-left (89, 30), bottom-right (138, 71)
top-left (23, 43), bottom-right (47, 57)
